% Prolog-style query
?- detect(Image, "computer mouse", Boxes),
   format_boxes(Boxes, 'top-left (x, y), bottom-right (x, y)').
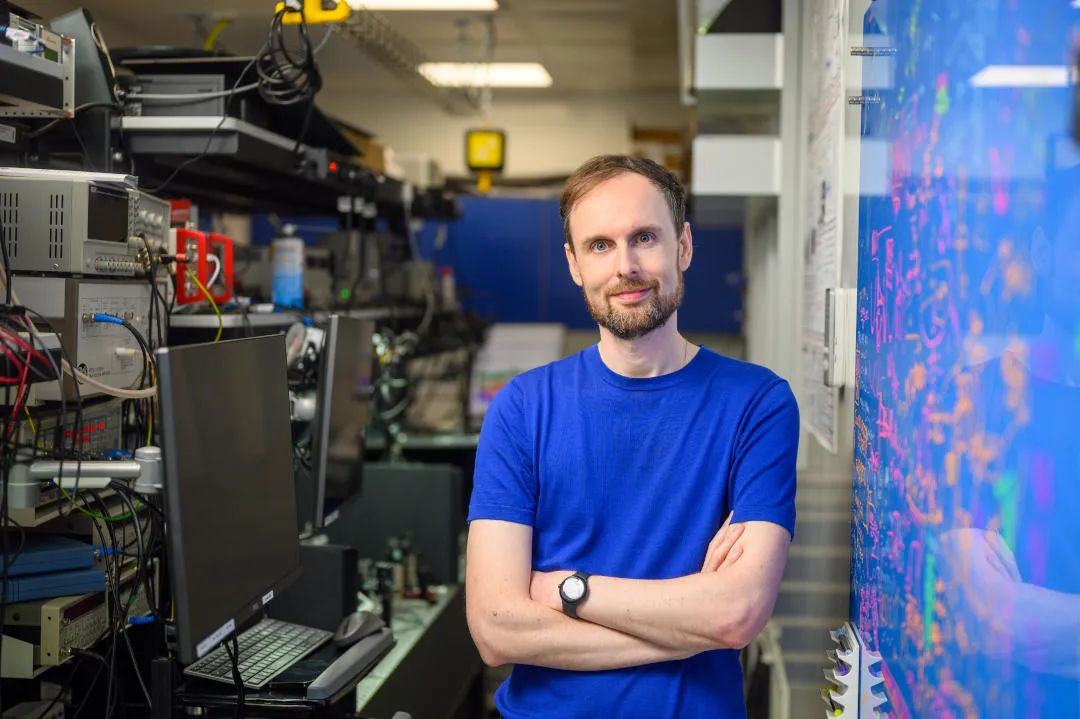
top-left (332, 610), bottom-right (386, 648)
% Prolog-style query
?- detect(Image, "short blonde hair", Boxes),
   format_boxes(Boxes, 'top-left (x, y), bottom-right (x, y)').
top-left (560, 155), bottom-right (686, 252)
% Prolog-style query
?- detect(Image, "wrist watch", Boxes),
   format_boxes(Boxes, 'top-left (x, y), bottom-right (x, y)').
top-left (558, 571), bottom-right (591, 619)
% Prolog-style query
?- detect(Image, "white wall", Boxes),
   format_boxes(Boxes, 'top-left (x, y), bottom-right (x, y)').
top-left (742, 196), bottom-right (778, 369)
top-left (319, 92), bottom-right (690, 178)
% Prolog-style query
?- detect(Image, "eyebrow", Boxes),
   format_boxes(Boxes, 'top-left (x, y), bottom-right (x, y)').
top-left (580, 225), bottom-right (665, 249)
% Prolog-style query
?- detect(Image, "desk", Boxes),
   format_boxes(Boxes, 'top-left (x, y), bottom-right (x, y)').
top-left (169, 307), bottom-right (423, 330)
top-left (169, 588), bottom-right (480, 719)
top-left (167, 307), bottom-right (424, 345)
top-left (356, 587), bottom-right (483, 719)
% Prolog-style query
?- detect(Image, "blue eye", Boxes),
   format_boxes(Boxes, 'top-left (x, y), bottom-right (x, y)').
top-left (591, 240), bottom-right (610, 252)
top-left (636, 233), bottom-right (656, 244)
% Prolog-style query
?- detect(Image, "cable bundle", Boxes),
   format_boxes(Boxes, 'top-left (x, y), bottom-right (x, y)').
top-left (0, 310), bottom-right (167, 715)
top-left (256, 9), bottom-right (324, 108)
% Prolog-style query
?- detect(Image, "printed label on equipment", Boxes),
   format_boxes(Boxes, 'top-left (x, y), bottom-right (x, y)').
top-left (262, 590), bottom-right (274, 606)
top-left (0, 125), bottom-right (15, 145)
top-left (195, 618), bottom-right (236, 659)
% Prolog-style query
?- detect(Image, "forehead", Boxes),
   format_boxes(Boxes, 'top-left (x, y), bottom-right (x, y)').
top-left (569, 173), bottom-right (671, 240)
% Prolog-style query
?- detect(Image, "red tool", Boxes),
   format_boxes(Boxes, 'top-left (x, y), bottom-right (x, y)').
top-left (206, 232), bottom-right (235, 303)
top-left (171, 228), bottom-right (208, 306)
top-left (170, 229), bottom-right (235, 305)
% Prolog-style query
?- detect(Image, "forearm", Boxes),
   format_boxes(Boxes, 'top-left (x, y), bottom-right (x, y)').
top-left (577, 573), bottom-right (756, 653)
top-left (1003, 583), bottom-right (1080, 677)
top-left (469, 597), bottom-right (697, 671)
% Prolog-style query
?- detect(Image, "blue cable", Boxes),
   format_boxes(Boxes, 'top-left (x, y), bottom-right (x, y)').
top-left (92, 313), bottom-right (124, 326)
top-left (128, 616), bottom-right (154, 626)
top-left (0, 25), bottom-right (46, 49)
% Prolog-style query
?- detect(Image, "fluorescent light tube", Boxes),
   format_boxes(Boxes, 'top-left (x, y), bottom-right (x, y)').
top-left (419, 62), bottom-right (552, 88)
top-left (969, 65), bottom-right (1075, 88)
top-left (346, 0), bottom-right (498, 10)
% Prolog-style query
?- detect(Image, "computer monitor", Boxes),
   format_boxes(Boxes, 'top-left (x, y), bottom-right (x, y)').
top-left (311, 315), bottom-right (375, 529)
top-left (157, 335), bottom-right (302, 666)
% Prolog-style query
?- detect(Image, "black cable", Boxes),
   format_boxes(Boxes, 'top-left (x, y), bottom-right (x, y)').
top-left (224, 635), bottom-right (245, 719)
top-left (141, 239), bottom-right (169, 350)
top-left (111, 489), bottom-right (152, 708)
top-left (0, 212), bottom-right (10, 305)
top-left (35, 652), bottom-right (95, 719)
top-left (68, 649), bottom-right (113, 719)
top-left (86, 491), bottom-right (123, 719)
top-left (142, 14), bottom-right (291, 196)
top-left (109, 483), bottom-right (164, 632)
top-left (20, 308), bottom-right (85, 519)
top-left (257, 9), bottom-right (322, 108)
top-left (113, 488), bottom-right (151, 624)
top-left (118, 317), bottom-right (155, 445)
top-left (291, 95), bottom-right (316, 163)
top-left (142, 54), bottom-right (260, 196)
top-left (25, 102), bottom-right (123, 139)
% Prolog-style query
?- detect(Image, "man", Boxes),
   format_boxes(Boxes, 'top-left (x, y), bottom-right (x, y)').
top-left (465, 155), bottom-right (799, 718)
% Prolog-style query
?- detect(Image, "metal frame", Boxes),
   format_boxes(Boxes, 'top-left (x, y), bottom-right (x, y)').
top-left (0, 41), bottom-right (74, 119)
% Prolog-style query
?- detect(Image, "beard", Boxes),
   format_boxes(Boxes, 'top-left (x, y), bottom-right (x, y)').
top-left (584, 273), bottom-right (685, 340)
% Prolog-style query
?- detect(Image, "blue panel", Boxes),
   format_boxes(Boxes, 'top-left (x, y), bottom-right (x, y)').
top-left (851, 2), bottom-right (1080, 717)
top-left (680, 222), bottom-right (743, 334)
top-left (443, 196), bottom-right (544, 323)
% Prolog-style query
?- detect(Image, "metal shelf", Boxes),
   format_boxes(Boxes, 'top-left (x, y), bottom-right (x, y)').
top-left (119, 116), bottom-right (406, 215)
top-left (168, 306), bottom-right (420, 329)
top-left (0, 43), bottom-right (73, 118)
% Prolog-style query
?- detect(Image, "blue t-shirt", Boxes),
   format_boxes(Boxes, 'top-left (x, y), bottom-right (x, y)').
top-left (467, 344), bottom-right (799, 719)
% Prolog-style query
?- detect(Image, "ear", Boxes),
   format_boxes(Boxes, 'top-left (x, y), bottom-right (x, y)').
top-left (565, 243), bottom-right (583, 287)
top-left (678, 222), bottom-right (693, 272)
top-left (1032, 226), bottom-right (1051, 278)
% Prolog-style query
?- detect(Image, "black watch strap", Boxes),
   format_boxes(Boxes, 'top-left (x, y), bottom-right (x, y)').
top-left (561, 571), bottom-right (591, 619)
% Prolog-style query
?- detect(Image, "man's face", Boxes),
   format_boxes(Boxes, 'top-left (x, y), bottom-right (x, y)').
top-left (564, 173), bottom-right (692, 340)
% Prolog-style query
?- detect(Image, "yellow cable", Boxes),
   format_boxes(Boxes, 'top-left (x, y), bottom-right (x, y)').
top-left (186, 268), bottom-right (223, 342)
top-left (203, 18), bottom-right (232, 51)
top-left (146, 360), bottom-right (157, 446)
top-left (23, 405), bottom-right (34, 438)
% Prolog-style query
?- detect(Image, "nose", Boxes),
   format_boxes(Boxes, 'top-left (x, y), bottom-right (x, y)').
top-left (614, 242), bottom-right (640, 278)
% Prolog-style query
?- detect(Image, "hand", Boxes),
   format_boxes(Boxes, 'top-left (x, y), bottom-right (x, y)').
top-left (938, 528), bottom-right (1022, 657)
top-left (701, 513), bottom-right (746, 573)
top-left (531, 570), bottom-right (573, 612)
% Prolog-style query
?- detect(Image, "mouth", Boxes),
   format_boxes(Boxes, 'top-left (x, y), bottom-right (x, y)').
top-left (612, 288), bottom-right (652, 302)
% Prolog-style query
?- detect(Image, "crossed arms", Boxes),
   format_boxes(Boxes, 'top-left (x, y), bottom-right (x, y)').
top-left (465, 515), bottom-right (791, 671)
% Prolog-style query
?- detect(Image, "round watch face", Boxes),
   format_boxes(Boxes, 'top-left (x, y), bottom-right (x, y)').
top-left (561, 576), bottom-right (586, 602)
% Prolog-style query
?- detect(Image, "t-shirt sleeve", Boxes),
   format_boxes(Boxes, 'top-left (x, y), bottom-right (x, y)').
top-left (467, 378), bottom-right (538, 527)
top-left (729, 378), bottom-right (800, 539)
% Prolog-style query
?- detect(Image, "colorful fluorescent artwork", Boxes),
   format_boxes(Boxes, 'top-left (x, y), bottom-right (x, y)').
top-left (852, 1), bottom-right (1080, 717)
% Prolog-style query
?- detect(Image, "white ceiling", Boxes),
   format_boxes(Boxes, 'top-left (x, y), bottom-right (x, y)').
top-left (15, 0), bottom-right (681, 97)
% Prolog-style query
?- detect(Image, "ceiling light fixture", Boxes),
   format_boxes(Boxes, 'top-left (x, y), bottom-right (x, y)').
top-left (419, 62), bottom-right (552, 88)
top-left (969, 64), bottom-right (1075, 88)
top-left (345, 0), bottom-right (498, 10)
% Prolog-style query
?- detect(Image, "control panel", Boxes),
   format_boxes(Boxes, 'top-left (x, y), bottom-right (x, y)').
top-left (12, 277), bottom-right (153, 401)
top-left (90, 254), bottom-right (142, 276)
top-left (133, 190), bottom-right (171, 252)
top-left (4, 591), bottom-right (109, 668)
top-left (18, 398), bottom-right (124, 459)
top-left (0, 172), bottom-right (146, 277)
